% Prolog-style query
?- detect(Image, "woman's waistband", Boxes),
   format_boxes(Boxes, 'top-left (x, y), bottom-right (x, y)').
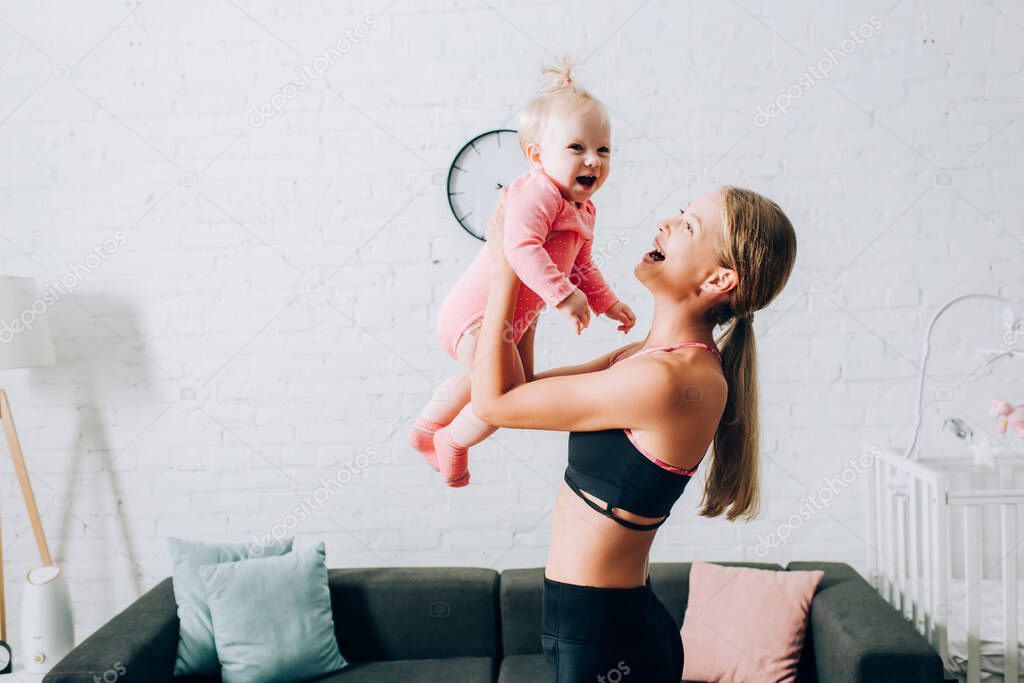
top-left (542, 574), bottom-right (658, 643)
top-left (543, 574), bottom-right (652, 593)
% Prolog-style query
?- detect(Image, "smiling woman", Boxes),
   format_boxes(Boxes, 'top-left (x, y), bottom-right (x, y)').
top-left (470, 184), bottom-right (797, 682)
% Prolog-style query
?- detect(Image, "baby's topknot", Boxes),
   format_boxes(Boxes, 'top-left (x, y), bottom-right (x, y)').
top-left (540, 58), bottom-right (581, 93)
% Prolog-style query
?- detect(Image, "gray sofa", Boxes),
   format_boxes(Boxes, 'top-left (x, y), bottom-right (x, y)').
top-left (43, 561), bottom-right (943, 683)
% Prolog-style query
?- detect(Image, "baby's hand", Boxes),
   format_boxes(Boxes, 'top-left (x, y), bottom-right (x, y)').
top-left (604, 301), bottom-right (637, 334)
top-left (556, 289), bottom-right (590, 335)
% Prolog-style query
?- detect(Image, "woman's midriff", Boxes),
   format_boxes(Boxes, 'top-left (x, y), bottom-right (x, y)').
top-left (545, 481), bottom-right (660, 588)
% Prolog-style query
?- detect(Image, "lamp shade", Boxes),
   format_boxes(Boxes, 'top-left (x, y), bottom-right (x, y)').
top-left (0, 276), bottom-right (56, 369)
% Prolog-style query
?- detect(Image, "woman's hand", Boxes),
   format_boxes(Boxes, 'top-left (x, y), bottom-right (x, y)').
top-left (484, 188), bottom-right (515, 280)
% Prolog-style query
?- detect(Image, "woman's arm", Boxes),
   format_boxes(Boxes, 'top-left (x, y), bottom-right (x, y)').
top-left (531, 341), bottom-right (638, 380)
top-left (471, 196), bottom-right (681, 432)
top-left (515, 319), bottom-right (536, 382)
top-left (474, 356), bottom-right (683, 432)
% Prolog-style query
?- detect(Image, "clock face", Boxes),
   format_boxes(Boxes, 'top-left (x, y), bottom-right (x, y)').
top-left (447, 129), bottom-right (526, 241)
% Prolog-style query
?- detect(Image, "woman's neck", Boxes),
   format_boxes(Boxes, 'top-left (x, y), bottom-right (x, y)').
top-left (640, 297), bottom-right (717, 350)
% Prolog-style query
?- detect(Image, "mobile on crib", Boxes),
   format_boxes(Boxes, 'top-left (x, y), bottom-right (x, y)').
top-left (991, 398), bottom-right (1024, 439)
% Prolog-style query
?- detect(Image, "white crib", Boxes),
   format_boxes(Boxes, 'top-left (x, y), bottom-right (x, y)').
top-left (870, 448), bottom-right (1024, 682)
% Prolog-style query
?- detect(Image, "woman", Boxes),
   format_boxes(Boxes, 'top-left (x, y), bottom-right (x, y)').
top-left (470, 186), bottom-right (797, 682)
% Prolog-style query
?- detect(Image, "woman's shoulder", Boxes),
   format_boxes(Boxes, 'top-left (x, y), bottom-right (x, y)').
top-left (621, 346), bottom-right (728, 405)
top-left (663, 350), bottom-right (729, 412)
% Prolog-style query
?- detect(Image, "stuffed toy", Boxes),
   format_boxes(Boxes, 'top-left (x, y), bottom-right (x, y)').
top-left (990, 399), bottom-right (1024, 439)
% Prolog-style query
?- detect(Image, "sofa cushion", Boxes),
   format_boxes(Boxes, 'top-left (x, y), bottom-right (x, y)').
top-left (495, 653), bottom-right (733, 683)
top-left (328, 567), bottom-right (499, 662)
top-left (498, 568), bottom-right (545, 656)
top-left (200, 543), bottom-right (347, 683)
top-left (649, 561), bottom-right (784, 628)
top-left (174, 657), bottom-right (495, 683)
top-left (679, 562), bottom-right (824, 683)
top-left (168, 536), bottom-right (293, 676)
top-left (307, 656), bottom-right (493, 682)
top-left (497, 654), bottom-right (548, 682)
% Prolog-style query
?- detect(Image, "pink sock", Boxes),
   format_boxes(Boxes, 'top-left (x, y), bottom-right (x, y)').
top-left (408, 418), bottom-right (444, 471)
top-left (434, 427), bottom-right (470, 487)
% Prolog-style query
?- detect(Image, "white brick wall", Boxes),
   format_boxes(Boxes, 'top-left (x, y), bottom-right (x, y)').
top-left (1, 0), bottom-right (1023, 654)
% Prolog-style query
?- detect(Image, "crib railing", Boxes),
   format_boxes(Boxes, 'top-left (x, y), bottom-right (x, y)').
top-left (869, 449), bottom-right (1024, 683)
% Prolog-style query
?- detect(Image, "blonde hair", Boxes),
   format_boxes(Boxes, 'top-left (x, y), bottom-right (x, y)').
top-left (699, 187), bottom-right (797, 522)
top-left (517, 57), bottom-right (606, 156)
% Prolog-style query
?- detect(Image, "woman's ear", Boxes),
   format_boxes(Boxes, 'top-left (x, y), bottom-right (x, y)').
top-left (525, 142), bottom-right (543, 170)
top-left (704, 267), bottom-right (739, 296)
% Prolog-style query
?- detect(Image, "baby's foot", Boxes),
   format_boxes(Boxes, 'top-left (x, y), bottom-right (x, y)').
top-left (434, 427), bottom-right (470, 487)
top-left (408, 418), bottom-right (444, 471)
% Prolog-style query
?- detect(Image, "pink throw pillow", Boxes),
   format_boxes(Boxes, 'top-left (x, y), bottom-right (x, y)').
top-left (680, 562), bottom-right (824, 683)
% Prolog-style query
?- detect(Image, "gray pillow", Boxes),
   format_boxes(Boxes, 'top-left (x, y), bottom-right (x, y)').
top-left (168, 536), bottom-right (293, 676)
top-left (199, 542), bottom-right (347, 683)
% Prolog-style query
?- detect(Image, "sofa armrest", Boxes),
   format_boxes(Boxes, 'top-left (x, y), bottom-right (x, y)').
top-left (808, 577), bottom-right (943, 682)
top-left (44, 578), bottom-right (179, 683)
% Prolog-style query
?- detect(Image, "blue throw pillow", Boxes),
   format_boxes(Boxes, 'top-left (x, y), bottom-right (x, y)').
top-left (198, 542), bottom-right (347, 683)
top-left (168, 536), bottom-right (293, 676)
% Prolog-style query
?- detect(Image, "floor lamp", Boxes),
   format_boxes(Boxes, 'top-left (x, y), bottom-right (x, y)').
top-left (0, 276), bottom-right (72, 674)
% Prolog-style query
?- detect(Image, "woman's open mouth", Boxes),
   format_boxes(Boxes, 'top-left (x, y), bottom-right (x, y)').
top-left (576, 175), bottom-right (597, 187)
top-left (645, 238), bottom-right (666, 262)
top-left (644, 248), bottom-right (665, 263)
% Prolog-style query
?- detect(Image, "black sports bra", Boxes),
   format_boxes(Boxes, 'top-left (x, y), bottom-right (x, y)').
top-left (563, 342), bottom-right (723, 531)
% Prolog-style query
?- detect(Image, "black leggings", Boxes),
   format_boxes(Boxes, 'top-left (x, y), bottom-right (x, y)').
top-left (541, 575), bottom-right (684, 682)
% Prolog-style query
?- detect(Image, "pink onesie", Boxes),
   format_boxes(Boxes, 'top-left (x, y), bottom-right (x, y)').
top-left (436, 170), bottom-right (620, 359)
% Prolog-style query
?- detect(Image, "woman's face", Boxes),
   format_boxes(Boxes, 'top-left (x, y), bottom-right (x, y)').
top-left (635, 189), bottom-right (734, 300)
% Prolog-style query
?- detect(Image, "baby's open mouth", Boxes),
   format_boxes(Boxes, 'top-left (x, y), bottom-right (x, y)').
top-left (576, 175), bottom-right (596, 187)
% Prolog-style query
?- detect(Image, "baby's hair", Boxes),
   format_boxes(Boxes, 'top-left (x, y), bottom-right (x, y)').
top-left (540, 57), bottom-right (587, 94)
top-left (517, 57), bottom-right (607, 156)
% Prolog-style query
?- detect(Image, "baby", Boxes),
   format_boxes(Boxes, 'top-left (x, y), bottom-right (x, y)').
top-left (409, 60), bottom-right (636, 487)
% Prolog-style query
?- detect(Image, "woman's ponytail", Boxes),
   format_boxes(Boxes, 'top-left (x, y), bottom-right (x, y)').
top-left (698, 187), bottom-right (796, 522)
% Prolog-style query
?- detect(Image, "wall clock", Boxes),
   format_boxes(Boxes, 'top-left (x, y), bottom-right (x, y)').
top-left (446, 129), bottom-right (526, 241)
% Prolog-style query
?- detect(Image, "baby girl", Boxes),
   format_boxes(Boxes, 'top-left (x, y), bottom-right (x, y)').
top-left (409, 61), bottom-right (636, 486)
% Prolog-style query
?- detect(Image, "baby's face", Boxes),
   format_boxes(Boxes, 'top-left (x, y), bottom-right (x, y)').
top-left (533, 100), bottom-right (611, 204)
